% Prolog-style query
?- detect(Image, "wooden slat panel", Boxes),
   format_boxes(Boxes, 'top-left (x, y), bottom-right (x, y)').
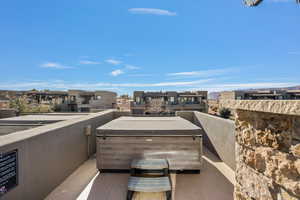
top-left (99, 144), bottom-right (199, 148)
top-left (99, 149), bottom-right (199, 156)
top-left (101, 152), bottom-right (199, 161)
top-left (96, 136), bottom-right (202, 170)
top-left (97, 136), bottom-right (199, 143)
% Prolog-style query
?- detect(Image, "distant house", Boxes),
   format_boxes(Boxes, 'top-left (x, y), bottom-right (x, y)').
top-left (117, 97), bottom-right (132, 112)
top-left (0, 96), bottom-right (10, 109)
top-left (67, 90), bottom-right (117, 112)
top-left (0, 89), bottom-right (117, 113)
top-left (131, 91), bottom-right (208, 115)
top-left (219, 90), bottom-right (300, 100)
top-left (26, 90), bottom-right (69, 105)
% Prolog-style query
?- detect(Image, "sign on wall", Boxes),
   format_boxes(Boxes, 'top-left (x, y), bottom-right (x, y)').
top-left (0, 149), bottom-right (18, 197)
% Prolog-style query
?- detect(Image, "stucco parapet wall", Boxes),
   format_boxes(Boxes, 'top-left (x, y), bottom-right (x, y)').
top-left (221, 100), bottom-right (300, 116)
top-left (0, 109), bottom-right (115, 147)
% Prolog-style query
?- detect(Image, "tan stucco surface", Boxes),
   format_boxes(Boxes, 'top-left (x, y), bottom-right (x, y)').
top-left (46, 148), bottom-right (234, 200)
top-left (97, 116), bottom-right (201, 135)
top-left (0, 114), bottom-right (82, 121)
top-left (0, 110), bottom-right (115, 200)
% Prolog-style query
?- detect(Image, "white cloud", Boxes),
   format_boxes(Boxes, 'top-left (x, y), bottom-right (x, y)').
top-left (216, 82), bottom-right (295, 89)
top-left (140, 79), bottom-right (213, 87)
top-left (40, 62), bottom-right (73, 69)
top-left (1, 80), bottom-right (297, 94)
top-left (128, 8), bottom-right (177, 16)
top-left (187, 82), bottom-right (298, 92)
top-left (167, 68), bottom-right (234, 77)
top-left (105, 59), bottom-right (122, 65)
top-left (0, 79), bottom-right (213, 90)
top-left (125, 64), bottom-right (140, 70)
top-left (111, 69), bottom-right (124, 76)
top-left (79, 60), bottom-right (101, 65)
top-left (0, 82), bottom-right (50, 88)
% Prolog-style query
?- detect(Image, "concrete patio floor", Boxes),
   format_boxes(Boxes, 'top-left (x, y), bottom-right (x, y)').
top-left (46, 148), bottom-right (234, 200)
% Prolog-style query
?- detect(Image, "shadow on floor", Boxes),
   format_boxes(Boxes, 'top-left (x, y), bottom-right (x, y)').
top-left (174, 158), bottom-right (234, 200)
top-left (83, 158), bottom-right (233, 200)
top-left (85, 173), bottom-right (129, 200)
top-left (47, 149), bottom-right (234, 200)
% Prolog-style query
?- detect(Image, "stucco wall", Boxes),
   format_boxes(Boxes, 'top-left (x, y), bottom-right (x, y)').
top-left (0, 110), bottom-right (114, 200)
top-left (0, 125), bottom-right (39, 136)
top-left (90, 91), bottom-right (117, 109)
top-left (176, 111), bottom-right (236, 170)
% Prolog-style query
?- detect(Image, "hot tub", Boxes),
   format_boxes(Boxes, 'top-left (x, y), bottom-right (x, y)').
top-left (96, 116), bottom-right (202, 172)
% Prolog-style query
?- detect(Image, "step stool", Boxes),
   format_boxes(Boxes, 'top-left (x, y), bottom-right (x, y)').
top-left (127, 159), bottom-right (172, 200)
top-left (131, 159), bottom-right (169, 176)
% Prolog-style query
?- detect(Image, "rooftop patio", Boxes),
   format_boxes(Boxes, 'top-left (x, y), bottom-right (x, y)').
top-left (46, 148), bottom-right (234, 200)
top-left (0, 110), bottom-right (236, 200)
top-left (1, 100), bottom-right (298, 200)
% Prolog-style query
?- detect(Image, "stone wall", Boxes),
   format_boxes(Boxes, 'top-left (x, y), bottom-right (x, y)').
top-left (229, 101), bottom-right (300, 200)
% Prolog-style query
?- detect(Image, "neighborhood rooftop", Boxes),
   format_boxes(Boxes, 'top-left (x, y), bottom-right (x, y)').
top-left (0, 100), bottom-right (299, 200)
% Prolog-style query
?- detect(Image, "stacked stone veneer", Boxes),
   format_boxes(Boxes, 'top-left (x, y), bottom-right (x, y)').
top-left (227, 100), bottom-right (300, 200)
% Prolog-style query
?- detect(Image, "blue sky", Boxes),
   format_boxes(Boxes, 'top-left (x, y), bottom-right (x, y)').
top-left (0, 0), bottom-right (299, 95)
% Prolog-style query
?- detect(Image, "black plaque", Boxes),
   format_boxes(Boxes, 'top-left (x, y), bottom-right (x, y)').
top-left (0, 149), bottom-right (18, 196)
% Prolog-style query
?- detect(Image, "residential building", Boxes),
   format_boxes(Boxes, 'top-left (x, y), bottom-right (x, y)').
top-left (0, 96), bottom-right (10, 109)
top-left (131, 91), bottom-right (208, 114)
top-left (219, 91), bottom-right (245, 101)
top-left (0, 89), bottom-right (117, 112)
top-left (219, 89), bottom-right (300, 100)
top-left (0, 90), bottom-right (26, 101)
top-left (67, 90), bottom-right (117, 112)
top-left (26, 90), bottom-right (68, 104)
top-left (116, 96), bottom-right (132, 111)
